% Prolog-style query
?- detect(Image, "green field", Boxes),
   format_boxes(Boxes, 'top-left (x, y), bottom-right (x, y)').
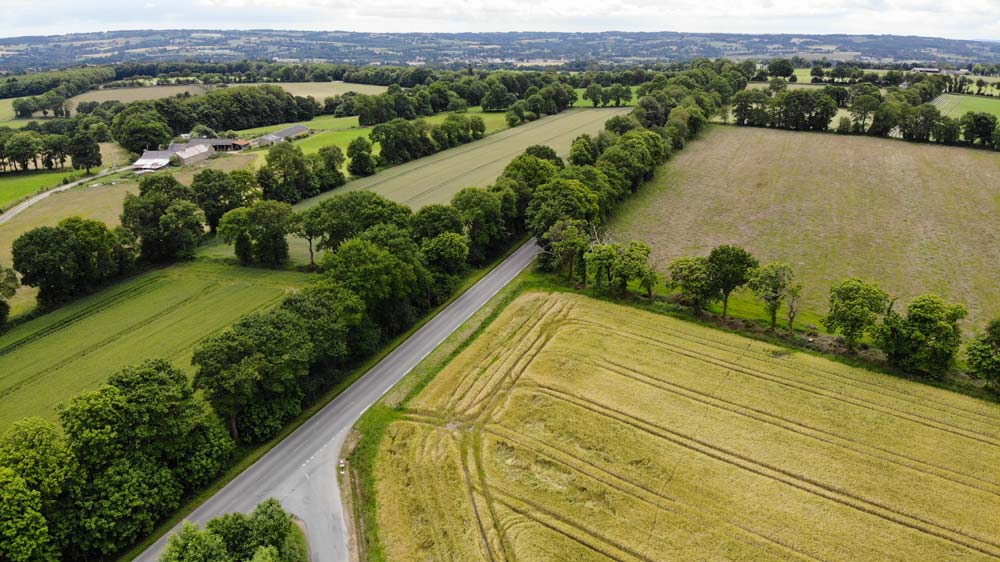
top-left (312, 107), bottom-right (628, 210)
top-left (0, 261), bottom-right (314, 429)
top-left (932, 94), bottom-right (1000, 119)
top-left (370, 290), bottom-right (1000, 562)
top-left (288, 107), bottom-right (509, 157)
top-left (0, 169), bottom-right (85, 209)
top-left (236, 114), bottom-right (361, 138)
top-left (610, 125), bottom-right (1000, 328)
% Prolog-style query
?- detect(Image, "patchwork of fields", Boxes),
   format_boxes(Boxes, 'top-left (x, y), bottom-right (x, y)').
top-left (374, 291), bottom-right (1000, 561)
top-left (933, 94), bottom-right (1000, 119)
top-left (610, 125), bottom-right (1000, 328)
top-left (0, 261), bottom-right (313, 429)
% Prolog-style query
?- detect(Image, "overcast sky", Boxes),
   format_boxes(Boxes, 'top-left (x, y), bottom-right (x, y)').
top-left (2, 0), bottom-right (999, 41)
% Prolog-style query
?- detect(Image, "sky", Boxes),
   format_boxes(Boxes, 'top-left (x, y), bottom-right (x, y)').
top-left (2, 0), bottom-right (1000, 41)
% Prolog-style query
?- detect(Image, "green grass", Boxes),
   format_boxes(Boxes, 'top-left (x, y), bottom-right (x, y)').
top-left (236, 115), bottom-right (361, 138)
top-left (932, 94), bottom-right (1000, 119)
top-left (367, 288), bottom-right (1000, 561)
top-left (610, 125), bottom-right (1000, 329)
top-left (0, 261), bottom-right (314, 430)
top-left (0, 169), bottom-right (86, 209)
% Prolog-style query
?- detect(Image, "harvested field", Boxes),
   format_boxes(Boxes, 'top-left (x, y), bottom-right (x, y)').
top-left (0, 261), bottom-right (313, 430)
top-left (242, 81), bottom-right (387, 98)
top-left (302, 108), bottom-right (630, 210)
top-left (373, 291), bottom-right (1000, 562)
top-left (933, 94), bottom-right (1000, 119)
top-left (67, 84), bottom-right (208, 110)
top-left (609, 125), bottom-right (1000, 328)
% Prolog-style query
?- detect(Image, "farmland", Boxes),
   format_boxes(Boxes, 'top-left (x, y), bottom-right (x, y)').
top-left (66, 84), bottom-right (208, 111)
top-left (305, 108), bottom-right (629, 210)
top-left (0, 169), bottom-right (84, 209)
top-left (932, 94), bottom-right (1000, 119)
top-left (242, 81), bottom-right (387, 98)
top-left (609, 125), bottom-right (1000, 328)
top-left (196, 107), bottom-right (628, 264)
top-left (0, 260), bottom-right (313, 430)
top-left (371, 290), bottom-right (1000, 562)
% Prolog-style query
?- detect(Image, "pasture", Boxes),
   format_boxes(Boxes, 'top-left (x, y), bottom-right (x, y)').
top-left (0, 261), bottom-right (313, 430)
top-left (372, 290), bottom-right (1000, 562)
top-left (932, 94), bottom-right (1000, 119)
top-left (609, 125), bottom-right (1000, 328)
top-left (0, 169), bottom-right (84, 210)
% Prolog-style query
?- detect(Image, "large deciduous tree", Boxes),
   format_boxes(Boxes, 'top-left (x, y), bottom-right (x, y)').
top-left (706, 245), bottom-right (758, 319)
top-left (874, 294), bottom-right (966, 378)
top-left (822, 278), bottom-right (889, 351)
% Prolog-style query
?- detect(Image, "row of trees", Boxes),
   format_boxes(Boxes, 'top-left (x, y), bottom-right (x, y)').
top-left (504, 83), bottom-right (578, 127)
top-left (732, 77), bottom-right (1000, 149)
top-left (581, 83), bottom-right (634, 107)
top-left (0, 128), bottom-right (102, 174)
top-left (0, 359), bottom-right (235, 560)
top-left (159, 499), bottom-right (306, 562)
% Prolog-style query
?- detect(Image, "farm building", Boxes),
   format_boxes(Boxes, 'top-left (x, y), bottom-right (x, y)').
top-left (132, 143), bottom-right (215, 172)
top-left (251, 125), bottom-right (310, 147)
top-left (132, 150), bottom-right (176, 172)
top-left (172, 143), bottom-right (214, 165)
top-left (186, 138), bottom-right (250, 152)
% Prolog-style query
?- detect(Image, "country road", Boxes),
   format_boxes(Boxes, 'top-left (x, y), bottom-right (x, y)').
top-left (133, 240), bottom-right (540, 562)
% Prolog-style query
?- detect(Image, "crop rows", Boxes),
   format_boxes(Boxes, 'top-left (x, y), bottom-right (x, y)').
top-left (374, 292), bottom-right (1000, 561)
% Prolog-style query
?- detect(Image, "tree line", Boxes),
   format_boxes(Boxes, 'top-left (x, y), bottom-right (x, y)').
top-left (0, 61), bottom-right (701, 558)
top-left (2, 67), bottom-right (115, 106)
top-left (732, 77), bottom-right (1000, 149)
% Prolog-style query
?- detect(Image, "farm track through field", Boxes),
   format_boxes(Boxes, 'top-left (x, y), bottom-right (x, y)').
top-left (586, 356), bottom-right (1000, 493)
top-left (570, 321), bottom-right (1000, 445)
top-left (486, 422), bottom-right (825, 562)
top-left (531, 385), bottom-right (1000, 559)
top-left (442, 297), bottom-right (560, 414)
top-left (488, 487), bottom-right (648, 562)
top-left (374, 292), bottom-right (1000, 561)
top-left (572, 315), bottom-right (1000, 424)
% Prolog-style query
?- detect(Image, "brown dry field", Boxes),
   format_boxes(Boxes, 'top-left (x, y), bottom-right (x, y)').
top-left (610, 125), bottom-right (1000, 329)
top-left (373, 291), bottom-right (1000, 562)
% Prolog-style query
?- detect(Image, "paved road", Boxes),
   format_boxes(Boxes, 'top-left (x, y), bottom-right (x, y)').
top-left (0, 167), bottom-right (124, 226)
top-left (133, 240), bottom-right (539, 562)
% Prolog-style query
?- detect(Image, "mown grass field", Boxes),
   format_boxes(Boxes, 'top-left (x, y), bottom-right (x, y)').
top-left (372, 290), bottom-right (1000, 562)
top-left (609, 125), bottom-right (1000, 329)
top-left (932, 94), bottom-right (1000, 119)
top-left (0, 261), bottom-right (314, 430)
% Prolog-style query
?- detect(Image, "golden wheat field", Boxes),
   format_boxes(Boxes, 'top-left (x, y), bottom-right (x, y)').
top-left (373, 291), bottom-right (1000, 562)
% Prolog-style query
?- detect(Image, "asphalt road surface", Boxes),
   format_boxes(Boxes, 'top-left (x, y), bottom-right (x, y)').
top-left (133, 240), bottom-right (540, 562)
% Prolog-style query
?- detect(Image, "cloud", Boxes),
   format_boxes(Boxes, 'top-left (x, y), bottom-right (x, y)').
top-left (2, 0), bottom-right (1000, 40)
